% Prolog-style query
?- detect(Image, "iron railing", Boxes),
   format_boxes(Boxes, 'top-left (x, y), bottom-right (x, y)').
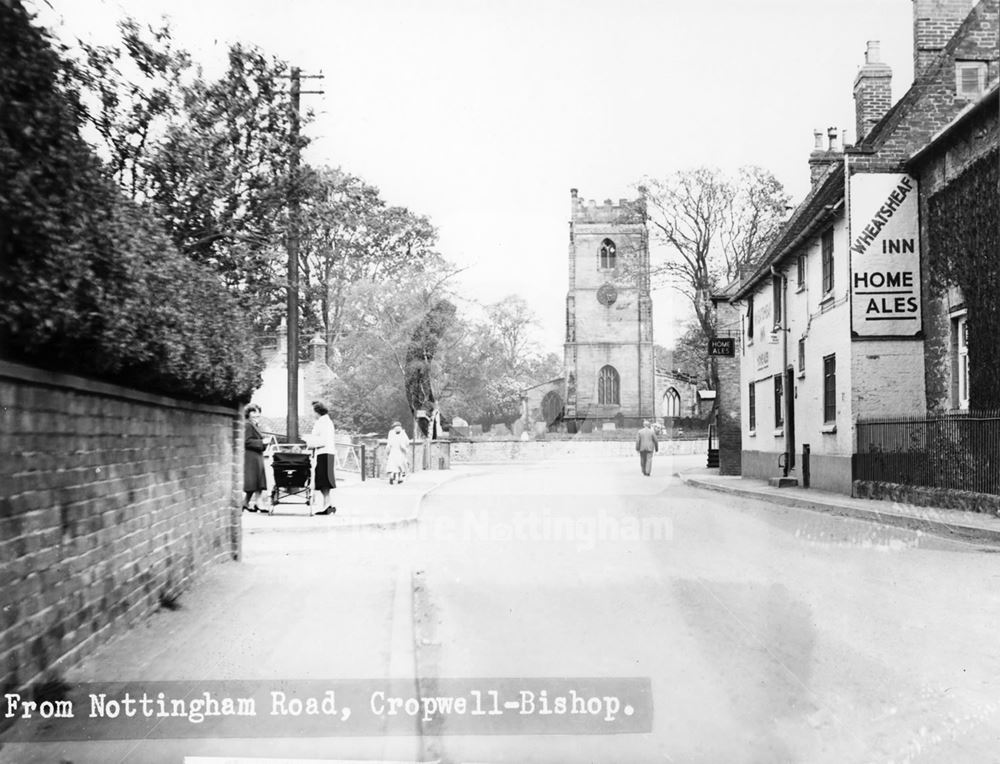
top-left (854, 410), bottom-right (1000, 495)
top-left (262, 431), bottom-right (368, 481)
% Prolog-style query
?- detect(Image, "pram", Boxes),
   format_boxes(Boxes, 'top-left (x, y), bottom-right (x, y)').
top-left (268, 445), bottom-right (316, 515)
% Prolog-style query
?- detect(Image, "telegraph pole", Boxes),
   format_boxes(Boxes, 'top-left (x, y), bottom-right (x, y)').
top-left (285, 66), bottom-right (323, 441)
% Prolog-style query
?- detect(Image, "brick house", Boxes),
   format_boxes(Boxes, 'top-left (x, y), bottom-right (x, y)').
top-left (709, 286), bottom-right (744, 475)
top-left (724, 0), bottom-right (998, 493)
top-left (906, 82), bottom-right (998, 413)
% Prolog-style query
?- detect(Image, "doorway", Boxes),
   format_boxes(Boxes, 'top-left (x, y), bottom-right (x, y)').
top-left (785, 366), bottom-right (796, 470)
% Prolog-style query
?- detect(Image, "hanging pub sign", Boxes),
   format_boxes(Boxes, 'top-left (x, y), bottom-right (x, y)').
top-left (849, 173), bottom-right (922, 337)
top-left (708, 337), bottom-right (735, 356)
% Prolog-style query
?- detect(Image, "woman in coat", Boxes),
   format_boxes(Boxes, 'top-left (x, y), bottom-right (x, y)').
top-left (311, 401), bottom-right (338, 515)
top-left (243, 404), bottom-right (268, 512)
top-left (385, 421), bottom-right (410, 485)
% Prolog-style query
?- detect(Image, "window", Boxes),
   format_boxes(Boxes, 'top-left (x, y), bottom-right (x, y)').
top-left (774, 374), bottom-right (784, 428)
top-left (748, 382), bottom-right (756, 431)
top-left (599, 238), bottom-right (617, 269)
top-left (956, 314), bottom-right (969, 409)
top-left (746, 296), bottom-right (754, 339)
top-left (796, 254), bottom-right (805, 290)
top-left (772, 275), bottom-right (783, 327)
top-left (821, 228), bottom-right (834, 295)
top-left (823, 354), bottom-right (836, 423)
top-left (663, 387), bottom-right (681, 417)
top-left (798, 338), bottom-right (805, 374)
top-left (956, 61), bottom-right (987, 99)
top-left (597, 365), bottom-right (620, 405)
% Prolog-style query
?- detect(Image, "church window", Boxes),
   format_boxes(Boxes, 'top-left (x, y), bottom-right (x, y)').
top-left (597, 365), bottom-right (620, 405)
top-left (599, 239), bottom-right (617, 269)
top-left (663, 387), bottom-right (681, 417)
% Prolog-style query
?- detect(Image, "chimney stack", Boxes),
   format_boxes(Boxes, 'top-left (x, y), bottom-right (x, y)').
top-left (853, 40), bottom-right (893, 144)
top-left (912, 0), bottom-right (977, 78)
top-left (808, 126), bottom-right (844, 186)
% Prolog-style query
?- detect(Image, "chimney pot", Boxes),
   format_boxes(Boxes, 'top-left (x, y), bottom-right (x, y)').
top-left (827, 126), bottom-right (840, 152)
top-left (865, 40), bottom-right (881, 64)
top-left (854, 38), bottom-right (893, 144)
top-left (813, 130), bottom-right (824, 150)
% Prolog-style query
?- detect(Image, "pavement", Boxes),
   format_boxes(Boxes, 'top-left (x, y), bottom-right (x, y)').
top-left (241, 467), bottom-right (468, 532)
top-left (678, 465), bottom-right (1000, 546)
top-left (0, 468), bottom-right (473, 764)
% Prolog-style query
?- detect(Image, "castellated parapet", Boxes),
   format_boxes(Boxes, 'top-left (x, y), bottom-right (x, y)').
top-left (570, 187), bottom-right (645, 225)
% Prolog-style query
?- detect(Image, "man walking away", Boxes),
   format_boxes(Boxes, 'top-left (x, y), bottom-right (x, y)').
top-left (636, 420), bottom-right (658, 476)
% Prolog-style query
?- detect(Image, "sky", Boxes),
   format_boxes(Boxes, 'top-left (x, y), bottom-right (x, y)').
top-left (34, 0), bottom-right (916, 354)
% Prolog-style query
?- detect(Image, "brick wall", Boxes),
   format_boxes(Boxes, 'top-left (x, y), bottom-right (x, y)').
top-left (913, 0), bottom-right (980, 77)
top-left (851, 340), bottom-right (927, 420)
top-left (864, 0), bottom-right (998, 164)
top-left (0, 360), bottom-right (241, 696)
top-left (913, 91), bottom-right (999, 413)
top-left (450, 438), bottom-right (704, 463)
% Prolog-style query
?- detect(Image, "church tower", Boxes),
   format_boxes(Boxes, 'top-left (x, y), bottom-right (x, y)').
top-left (564, 188), bottom-right (655, 430)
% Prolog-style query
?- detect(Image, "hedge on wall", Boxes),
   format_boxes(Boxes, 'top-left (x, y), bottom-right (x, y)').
top-left (0, 1), bottom-right (262, 404)
top-left (927, 148), bottom-right (1000, 410)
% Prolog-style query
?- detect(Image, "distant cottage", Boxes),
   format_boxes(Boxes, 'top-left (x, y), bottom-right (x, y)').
top-left (252, 319), bottom-right (337, 437)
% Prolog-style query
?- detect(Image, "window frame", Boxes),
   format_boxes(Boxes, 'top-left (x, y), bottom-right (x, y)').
top-left (746, 295), bottom-right (755, 340)
top-left (823, 354), bottom-right (837, 423)
top-left (748, 381), bottom-right (757, 432)
top-left (821, 228), bottom-right (834, 296)
top-left (597, 365), bottom-right (620, 405)
top-left (774, 374), bottom-right (784, 428)
top-left (599, 238), bottom-right (617, 270)
top-left (955, 61), bottom-right (987, 99)
top-left (956, 314), bottom-right (970, 410)
top-left (796, 253), bottom-right (805, 290)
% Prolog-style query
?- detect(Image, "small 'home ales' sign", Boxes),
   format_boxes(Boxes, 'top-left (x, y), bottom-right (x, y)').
top-left (708, 337), bottom-right (735, 357)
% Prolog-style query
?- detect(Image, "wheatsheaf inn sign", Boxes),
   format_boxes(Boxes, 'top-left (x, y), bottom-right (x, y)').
top-left (849, 173), bottom-right (921, 337)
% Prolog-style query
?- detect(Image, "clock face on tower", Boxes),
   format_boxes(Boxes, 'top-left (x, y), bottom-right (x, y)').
top-left (597, 283), bottom-right (618, 306)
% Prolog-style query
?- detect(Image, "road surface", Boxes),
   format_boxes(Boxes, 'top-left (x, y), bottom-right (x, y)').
top-left (4, 455), bottom-right (1000, 763)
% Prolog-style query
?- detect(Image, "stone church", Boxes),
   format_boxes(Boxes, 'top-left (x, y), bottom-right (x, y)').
top-left (520, 189), bottom-right (658, 434)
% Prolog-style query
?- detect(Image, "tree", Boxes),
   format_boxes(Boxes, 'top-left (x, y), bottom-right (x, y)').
top-left (66, 18), bottom-right (303, 325)
top-left (296, 166), bottom-right (441, 362)
top-left (327, 265), bottom-right (468, 434)
top-left (483, 296), bottom-right (540, 377)
top-left (0, 1), bottom-right (260, 403)
top-left (641, 166), bottom-right (788, 386)
top-left (671, 321), bottom-right (713, 386)
top-left (68, 17), bottom-right (190, 202)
